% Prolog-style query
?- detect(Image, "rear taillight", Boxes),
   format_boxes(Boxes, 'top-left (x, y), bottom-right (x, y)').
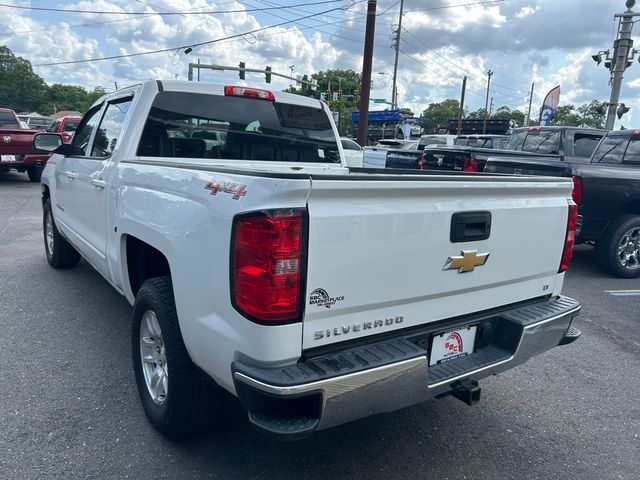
top-left (417, 153), bottom-right (425, 169)
top-left (571, 176), bottom-right (583, 206)
top-left (224, 85), bottom-right (275, 101)
top-left (232, 209), bottom-right (306, 323)
top-left (463, 157), bottom-right (478, 172)
top-left (559, 200), bottom-right (578, 273)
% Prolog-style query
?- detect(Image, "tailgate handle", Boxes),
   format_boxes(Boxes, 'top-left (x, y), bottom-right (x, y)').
top-left (450, 211), bottom-right (491, 242)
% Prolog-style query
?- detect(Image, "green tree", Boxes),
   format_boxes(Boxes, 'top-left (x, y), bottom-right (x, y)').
top-left (284, 69), bottom-right (362, 135)
top-left (491, 105), bottom-right (525, 127)
top-left (466, 108), bottom-right (487, 120)
top-left (549, 104), bottom-right (582, 126)
top-left (0, 45), bottom-right (48, 112)
top-left (421, 99), bottom-right (461, 133)
top-left (40, 84), bottom-right (89, 114)
top-left (577, 100), bottom-right (607, 129)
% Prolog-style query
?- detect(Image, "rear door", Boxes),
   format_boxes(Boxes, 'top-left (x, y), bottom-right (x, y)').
top-left (302, 174), bottom-right (572, 349)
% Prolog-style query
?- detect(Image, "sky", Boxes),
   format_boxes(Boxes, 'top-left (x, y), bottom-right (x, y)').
top-left (1, 0), bottom-right (640, 127)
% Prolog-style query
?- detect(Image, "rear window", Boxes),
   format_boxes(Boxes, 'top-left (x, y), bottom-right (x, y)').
top-left (137, 92), bottom-right (339, 162)
top-left (456, 137), bottom-right (491, 148)
top-left (506, 129), bottom-right (560, 154)
top-left (592, 135), bottom-right (628, 164)
top-left (419, 137), bottom-right (447, 147)
top-left (0, 111), bottom-right (19, 128)
top-left (63, 120), bottom-right (80, 132)
top-left (623, 138), bottom-right (640, 165)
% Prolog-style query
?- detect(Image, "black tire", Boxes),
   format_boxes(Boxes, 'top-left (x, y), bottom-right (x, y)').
top-left (132, 276), bottom-right (222, 437)
top-left (595, 214), bottom-right (640, 278)
top-left (27, 165), bottom-right (44, 183)
top-left (43, 198), bottom-right (81, 268)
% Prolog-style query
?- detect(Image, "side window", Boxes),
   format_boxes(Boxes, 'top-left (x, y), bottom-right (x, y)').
top-left (573, 134), bottom-right (602, 157)
top-left (71, 106), bottom-right (103, 156)
top-left (91, 98), bottom-right (133, 158)
top-left (593, 136), bottom-right (628, 164)
top-left (48, 120), bottom-right (60, 133)
top-left (623, 138), bottom-right (640, 165)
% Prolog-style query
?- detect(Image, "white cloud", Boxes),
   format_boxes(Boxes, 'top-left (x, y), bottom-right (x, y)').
top-left (2, 0), bottom-right (640, 126)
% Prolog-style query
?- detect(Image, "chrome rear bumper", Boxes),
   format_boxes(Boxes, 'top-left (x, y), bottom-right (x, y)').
top-left (232, 296), bottom-right (580, 439)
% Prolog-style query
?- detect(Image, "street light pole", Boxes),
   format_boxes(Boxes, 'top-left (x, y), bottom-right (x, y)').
top-left (483, 69), bottom-right (493, 134)
top-left (606, 1), bottom-right (636, 129)
top-left (592, 1), bottom-right (640, 129)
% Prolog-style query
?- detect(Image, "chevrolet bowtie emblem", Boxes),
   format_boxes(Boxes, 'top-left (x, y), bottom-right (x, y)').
top-left (443, 249), bottom-right (490, 273)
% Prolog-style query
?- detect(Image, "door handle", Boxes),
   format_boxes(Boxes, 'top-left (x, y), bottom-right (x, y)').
top-left (91, 179), bottom-right (107, 190)
top-left (65, 171), bottom-right (78, 180)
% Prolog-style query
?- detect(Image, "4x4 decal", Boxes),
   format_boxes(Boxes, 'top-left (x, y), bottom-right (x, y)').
top-left (205, 181), bottom-right (247, 200)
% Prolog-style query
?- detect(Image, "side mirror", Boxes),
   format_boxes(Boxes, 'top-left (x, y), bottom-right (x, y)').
top-left (33, 133), bottom-right (63, 152)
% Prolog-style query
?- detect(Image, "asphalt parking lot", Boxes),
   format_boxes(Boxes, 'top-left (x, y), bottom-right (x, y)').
top-left (1, 171), bottom-right (638, 480)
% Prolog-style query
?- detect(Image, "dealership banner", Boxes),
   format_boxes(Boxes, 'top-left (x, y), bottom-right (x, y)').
top-left (539, 85), bottom-right (561, 126)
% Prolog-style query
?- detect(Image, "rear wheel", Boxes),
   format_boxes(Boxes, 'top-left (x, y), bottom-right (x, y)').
top-left (596, 215), bottom-right (640, 278)
top-left (27, 165), bottom-right (43, 183)
top-left (132, 276), bottom-right (223, 437)
top-left (43, 198), bottom-right (81, 268)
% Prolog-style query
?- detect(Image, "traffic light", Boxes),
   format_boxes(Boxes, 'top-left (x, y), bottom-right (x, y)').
top-left (325, 90), bottom-right (331, 102)
top-left (239, 61), bottom-right (245, 80)
top-left (336, 90), bottom-right (342, 100)
top-left (617, 102), bottom-right (630, 119)
top-left (302, 74), bottom-right (309, 91)
top-left (265, 66), bottom-right (272, 83)
top-left (353, 89), bottom-right (359, 104)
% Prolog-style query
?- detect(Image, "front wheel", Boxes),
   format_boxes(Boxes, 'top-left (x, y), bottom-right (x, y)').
top-left (43, 198), bottom-right (81, 268)
top-left (596, 214), bottom-right (640, 278)
top-left (132, 276), bottom-right (223, 437)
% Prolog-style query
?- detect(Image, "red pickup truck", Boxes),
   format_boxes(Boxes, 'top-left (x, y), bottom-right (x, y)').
top-left (0, 108), bottom-right (50, 182)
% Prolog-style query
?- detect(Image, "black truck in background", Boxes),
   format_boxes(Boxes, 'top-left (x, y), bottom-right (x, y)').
top-left (419, 126), bottom-right (606, 173)
top-left (485, 129), bottom-right (640, 278)
top-left (386, 134), bottom-right (505, 170)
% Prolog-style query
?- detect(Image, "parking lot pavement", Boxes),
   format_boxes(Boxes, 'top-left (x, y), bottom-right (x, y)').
top-left (1, 171), bottom-right (638, 480)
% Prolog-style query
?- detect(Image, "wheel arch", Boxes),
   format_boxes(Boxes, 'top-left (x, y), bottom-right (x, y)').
top-left (123, 234), bottom-right (172, 298)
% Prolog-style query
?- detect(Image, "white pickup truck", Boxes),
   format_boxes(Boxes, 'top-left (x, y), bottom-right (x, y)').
top-left (34, 81), bottom-right (581, 440)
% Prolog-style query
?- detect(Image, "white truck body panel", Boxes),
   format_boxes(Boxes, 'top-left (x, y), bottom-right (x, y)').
top-left (39, 80), bottom-right (580, 437)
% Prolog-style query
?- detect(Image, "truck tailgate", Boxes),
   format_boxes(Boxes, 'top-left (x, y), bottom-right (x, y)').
top-left (303, 174), bottom-right (572, 349)
top-left (0, 128), bottom-right (42, 155)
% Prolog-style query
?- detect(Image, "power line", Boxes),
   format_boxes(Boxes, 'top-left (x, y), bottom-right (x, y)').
top-left (1, 0), bottom-right (243, 36)
top-left (400, 17), bottom-right (525, 96)
top-left (399, 35), bottom-right (525, 105)
top-left (0, 0), bottom-right (351, 16)
top-left (34, 2), bottom-right (364, 66)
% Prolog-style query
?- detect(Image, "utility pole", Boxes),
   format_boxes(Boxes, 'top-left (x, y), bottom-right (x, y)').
top-left (524, 82), bottom-right (534, 127)
top-left (390, 0), bottom-right (404, 110)
top-left (482, 69), bottom-right (493, 134)
top-left (489, 97), bottom-right (494, 117)
top-left (457, 76), bottom-right (467, 136)
top-left (357, 0), bottom-right (377, 147)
